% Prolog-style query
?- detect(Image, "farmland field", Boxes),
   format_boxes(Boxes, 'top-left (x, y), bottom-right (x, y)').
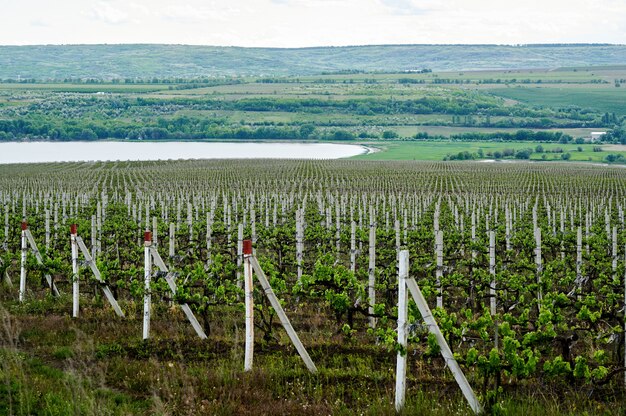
top-left (1, 159), bottom-right (625, 415)
top-left (0, 64), bottom-right (624, 159)
top-left (486, 86), bottom-right (626, 115)
top-left (353, 141), bottom-right (626, 162)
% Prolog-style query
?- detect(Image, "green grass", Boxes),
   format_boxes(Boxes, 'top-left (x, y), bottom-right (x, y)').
top-left (0, 83), bottom-right (170, 93)
top-left (2, 44), bottom-right (626, 79)
top-left (1, 294), bottom-right (624, 416)
top-left (353, 141), bottom-right (626, 162)
top-left (487, 85), bottom-right (626, 114)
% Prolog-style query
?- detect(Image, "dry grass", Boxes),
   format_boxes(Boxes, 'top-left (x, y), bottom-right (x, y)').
top-left (0, 291), bottom-right (624, 415)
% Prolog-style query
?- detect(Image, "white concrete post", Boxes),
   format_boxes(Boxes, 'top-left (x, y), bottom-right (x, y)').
top-left (243, 240), bottom-right (254, 371)
top-left (395, 250), bottom-right (409, 412)
top-left (19, 222), bottom-right (27, 302)
top-left (143, 231), bottom-right (152, 340)
top-left (71, 224), bottom-right (79, 318)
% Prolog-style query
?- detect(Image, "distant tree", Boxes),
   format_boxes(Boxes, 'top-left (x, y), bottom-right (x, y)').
top-left (558, 135), bottom-right (572, 144)
top-left (331, 130), bottom-right (355, 141)
top-left (382, 130), bottom-right (399, 139)
top-left (299, 124), bottom-right (316, 139)
top-left (76, 128), bottom-right (97, 140)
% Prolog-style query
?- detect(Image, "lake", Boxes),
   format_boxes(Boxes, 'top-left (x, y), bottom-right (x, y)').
top-left (0, 141), bottom-right (367, 164)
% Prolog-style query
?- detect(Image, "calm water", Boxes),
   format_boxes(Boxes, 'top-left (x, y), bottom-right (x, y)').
top-left (0, 141), bottom-right (367, 164)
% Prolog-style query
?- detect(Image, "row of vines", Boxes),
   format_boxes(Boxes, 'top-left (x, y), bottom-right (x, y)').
top-left (0, 159), bottom-right (625, 411)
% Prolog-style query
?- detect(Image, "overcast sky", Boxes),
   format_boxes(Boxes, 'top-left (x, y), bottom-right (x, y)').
top-left (2, 0), bottom-right (625, 47)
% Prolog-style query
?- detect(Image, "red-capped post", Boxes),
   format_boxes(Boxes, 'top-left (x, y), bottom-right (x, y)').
top-left (19, 220), bottom-right (27, 302)
top-left (71, 223), bottom-right (79, 317)
top-left (243, 238), bottom-right (254, 371)
top-left (243, 239), bottom-right (252, 256)
top-left (144, 231), bottom-right (152, 246)
top-left (143, 230), bottom-right (153, 339)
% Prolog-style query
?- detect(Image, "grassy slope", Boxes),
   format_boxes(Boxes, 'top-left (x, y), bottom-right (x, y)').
top-left (1, 295), bottom-right (622, 416)
top-left (487, 86), bottom-right (626, 114)
top-left (1, 44), bottom-right (626, 79)
top-left (353, 141), bottom-right (626, 162)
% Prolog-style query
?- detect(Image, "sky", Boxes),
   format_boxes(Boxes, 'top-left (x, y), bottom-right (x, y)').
top-left (1, 0), bottom-right (625, 47)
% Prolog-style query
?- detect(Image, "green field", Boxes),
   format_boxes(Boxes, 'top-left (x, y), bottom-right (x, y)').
top-left (2, 44), bottom-right (626, 79)
top-left (353, 141), bottom-right (626, 162)
top-left (1, 160), bottom-right (626, 415)
top-left (0, 61), bottom-right (624, 158)
top-left (487, 86), bottom-right (626, 114)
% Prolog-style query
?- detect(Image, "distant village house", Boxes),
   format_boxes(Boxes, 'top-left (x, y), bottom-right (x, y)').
top-left (585, 132), bottom-right (606, 143)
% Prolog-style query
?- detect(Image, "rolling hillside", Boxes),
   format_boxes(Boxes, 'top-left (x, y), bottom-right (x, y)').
top-left (1, 44), bottom-right (625, 79)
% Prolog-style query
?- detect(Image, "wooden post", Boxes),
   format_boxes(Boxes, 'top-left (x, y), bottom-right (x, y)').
top-left (152, 217), bottom-right (158, 247)
top-left (143, 231), bottom-right (152, 340)
top-left (250, 255), bottom-right (317, 373)
top-left (169, 222), bottom-right (175, 258)
top-left (206, 212), bottom-right (213, 266)
top-left (75, 235), bottom-right (124, 317)
top-left (560, 209), bottom-right (565, 260)
top-left (335, 203), bottom-right (341, 258)
top-left (3, 206), bottom-right (8, 249)
top-left (436, 230), bottom-right (443, 309)
top-left (71, 224), bottom-right (79, 318)
top-left (19, 221), bottom-right (27, 302)
top-left (91, 215), bottom-right (97, 260)
top-left (45, 209), bottom-right (51, 251)
top-left (296, 209), bottom-right (303, 282)
top-left (576, 227), bottom-right (583, 294)
top-left (405, 277), bottom-right (482, 415)
top-left (471, 210), bottom-right (477, 262)
top-left (250, 208), bottom-right (256, 255)
top-left (188, 202), bottom-right (193, 249)
top-left (395, 250), bottom-right (409, 412)
top-left (148, 247), bottom-right (207, 339)
top-left (505, 205), bottom-right (511, 251)
top-left (395, 220), bottom-right (401, 264)
top-left (612, 226), bottom-right (618, 275)
top-left (350, 221), bottom-right (356, 274)
top-left (97, 202), bottom-right (102, 255)
top-left (535, 227), bottom-right (542, 306)
top-left (368, 206), bottom-right (376, 328)
top-left (237, 223), bottom-right (244, 289)
top-left (585, 212), bottom-right (590, 254)
top-left (489, 231), bottom-right (496, 316)
top-left (243, 239), bottom-right (254, 371)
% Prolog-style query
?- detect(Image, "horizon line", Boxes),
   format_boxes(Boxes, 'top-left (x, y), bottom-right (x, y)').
top-left (1, 42), bottom-right (624, 49)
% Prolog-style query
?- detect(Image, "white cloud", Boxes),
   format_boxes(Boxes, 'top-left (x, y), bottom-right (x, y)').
top-left (159, 4), bottom-right (238, 23)
top-left (86, 1), bottom-right (129, 25)
top-left (0, 0), bottom-right (624, 46)
top-left (29, 19), bottom-right (49, 28)
top-left (379, 0), bottom-right (440, 15)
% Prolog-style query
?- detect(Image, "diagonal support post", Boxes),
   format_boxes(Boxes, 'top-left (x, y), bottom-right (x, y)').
top-left (243, 239), bottom-right (317, 373)
top-left (395, 250), bottom-right (482, 415)
top-left (149, 245), bottom-right (208, 340)
top-left (20, 222), bottom-right (60, 301)
top-left (405, 276), bottom-right (482, 415)
top-left (74, 229), bottom-right (125, 317)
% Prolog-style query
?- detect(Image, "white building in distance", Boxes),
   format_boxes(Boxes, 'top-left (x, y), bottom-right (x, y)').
top-left (587, 132), bottom-right (607, 143)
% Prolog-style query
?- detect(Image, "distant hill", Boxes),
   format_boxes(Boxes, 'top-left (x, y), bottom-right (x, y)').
top-left (1, 44), bottom-right (625, 80)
